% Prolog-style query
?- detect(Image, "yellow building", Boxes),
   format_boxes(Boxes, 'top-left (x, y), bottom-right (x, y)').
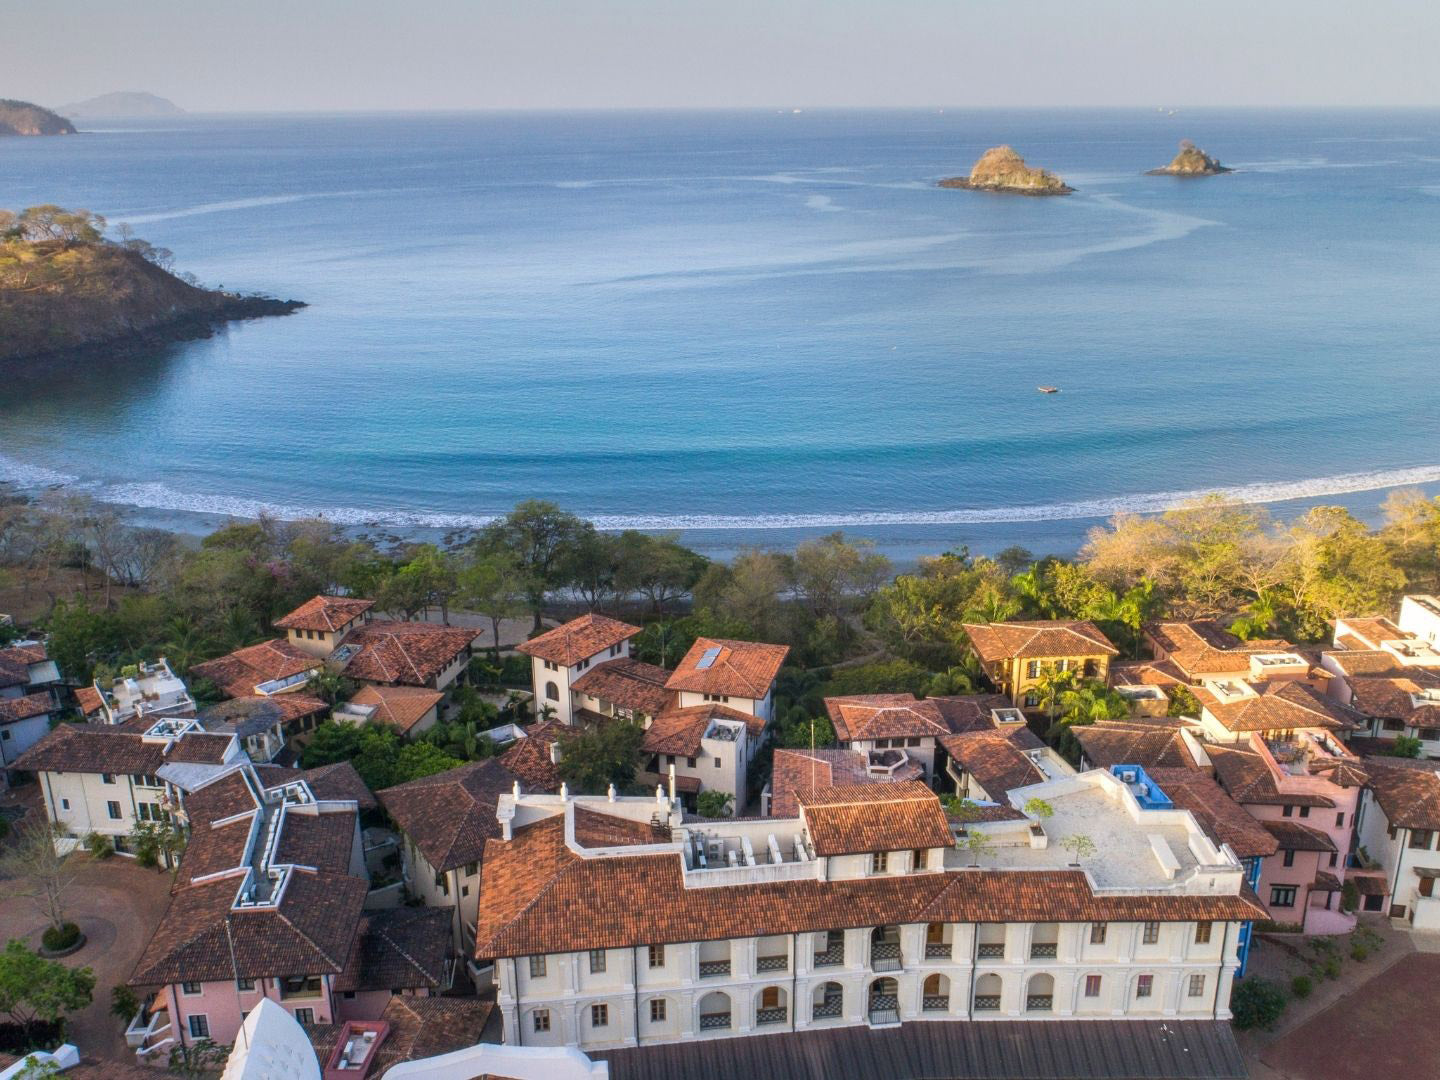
top-left (961, 621), bottom-right (1118, 712)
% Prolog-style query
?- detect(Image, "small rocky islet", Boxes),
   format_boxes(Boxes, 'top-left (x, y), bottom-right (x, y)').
top-left (938, 145), bottom-right (1073, 195)
top-left (1147, 139), bottom-right (1232, 176)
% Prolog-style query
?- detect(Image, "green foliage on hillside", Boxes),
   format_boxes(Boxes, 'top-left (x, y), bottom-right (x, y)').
top-left (0, 99), bottom-right (76, 136)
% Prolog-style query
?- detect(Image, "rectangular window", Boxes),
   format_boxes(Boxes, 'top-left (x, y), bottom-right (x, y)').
top-left (1299, 806), bottom-right (1310, 819)
top-left (1089, 922), bottom-right (1107, 944)
top-left (1142, 921), bottom-right (1159, 944)
top-left (648, 944), bottom-right (664, 969)
top-left (107, 801), bottom-right (122, 820)
top-left (1085, 975), bottom-right (1102, 997)
top-left (529, 955), bottom-right (546, 978)
top-left (101, 773), bottom-right (115, 784)
top-left (649, 998), bottom-right (666, 1022)
top-left (293, 1007), bottom-right (314, 1026)
top-left (713, 757), bottom-right (722, 768)
top-left (1336, 812), bottom-right (1345, 828)
top-left (533, 1009), bottom-right (551, 1032)
top-left (465, 862), bottom-right (478, 877)
top-left (188, 1015), bottom-right (209, 1039)
top-left (1270, 885), bottom-right (1297, 908)
top-left (591, 1003), bottom-right (608, 1027)
top-left (912, 849), bottom-right (928, 871)
top-left (1283, 849), bottom-right (1295, 867)
top-left (1136, 974), bottom-right (1153, 998)
top-left (1024, 693), bottom-right (1039, 708)
top-left (687, 757), bottom-right (696, 768)
top-left (589, 949), bottom-right (606, 974)
top-left (236, 978), bottom-right (255, 992)
top-left (1328, 852), bottom-right (1338, 868)
top-left (1026, 661), bottom-right (1040, 679)
top-left (435, 871), bottom-right (449, 896)
top-left (181, 982), bottom-right (202, 995)
top-left (1188, 974), bottom-right (1205, 998)
top-left (1195, 921), bottom-right (1212, 944)
top-left (1282, 805), bottom-right (1293, 817)
top-left (871, 852), bottom-right (889, 874)
top-left (1410, 830), bottom-right (1434, 850)
top-left (60, 798), bottom-right (70, 811)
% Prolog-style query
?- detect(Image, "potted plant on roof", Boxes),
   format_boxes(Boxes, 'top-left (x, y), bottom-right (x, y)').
top-left (1060, 833), bottom-right (1096, 867)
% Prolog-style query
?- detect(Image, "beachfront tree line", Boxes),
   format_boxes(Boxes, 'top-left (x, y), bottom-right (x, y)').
top-left (3, 489), bottom-right (1440, 768)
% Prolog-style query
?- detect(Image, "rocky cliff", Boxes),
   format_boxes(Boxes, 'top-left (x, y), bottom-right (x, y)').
top-left (1147, 140), bottom-right (1231, 176)
top-left (939, 145), bottom-right (1073, 195)
top-left (0, 99), bottom-right (77, 136)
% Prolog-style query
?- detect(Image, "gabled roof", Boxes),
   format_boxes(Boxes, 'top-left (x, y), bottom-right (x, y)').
top-left (0, 643), bottom-right (48, 689)
top-left (799, 781), bottom-right (954, 856)
top-left (252, 760), bottom-right (377, 810)
top-left (496, 720), bottom-right (566, 792)
top-left (0, 692), bottom-right (54, 724)
top-left (308, 996), bottom-right (495, 1077)
top-left (937, 732), bottom-right (1044, 797)
top-left (573, 804), bottom-right (667, 848)
top-left (378, 758), bottom-right (518, 872)
top-left (962, 620), bottom-right (1117, 664)
top-left (73, 685), bottom-right (105, 717)
top-left (1194, 681), bottom-right (1351, 733)
top-left (12, 722), bottom-right (228, 776)
top-left (1146, 768), bottom-right (1279, 859)
top-left (1261, 819), bottom-right (1337, 853)
top-left (665, 638), bottom-right (789, 699)
top-left (1073, 721), bottom-right (1198, 770)
top-left (274, 594), bottom-right (375, 632)
top-left (347, 684), bottom-right (443, 734)
top-left (1207, 744), bottom-right (1334, 808)
top-left (198, 694), bottom-right (327, 738)
top-left (642, 703), bottom-right (753, 756)
top-left (340, 621), bottom-right (479, 686)
top-left (769, 747), bottom-right (924, 817)
top-left (1146, 621), bottom-right (1290, 678)
top-left (571, 657), bottom-right (673, 716)
top-left (1362, 759), bottom-right (1440, 832)
top-left (928, 693), bottom-right (1025, 734)
top-left (189, 638), bottom-right (319, 698)
top-left (825, 694), bottom-right (951, 741)
top-left (334, 906), bottom-right (452, 993)
top-left (517, 613), bottom-right (640, 667)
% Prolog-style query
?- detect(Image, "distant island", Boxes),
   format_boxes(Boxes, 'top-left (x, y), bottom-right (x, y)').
top-left (0, 99), bottom-right (76, 136)
top-left (1147, 139), bottom-right (1231, 176)
top-left (939, 145), bottom-right (1073, 196)
top-left (59, 91), bottom-right (184, 118)
top-left (0, 205), bottom-right (303, 363)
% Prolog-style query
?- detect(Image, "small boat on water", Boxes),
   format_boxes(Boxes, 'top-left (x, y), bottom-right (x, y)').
top-left (1037, 385), bottom-right (1060, 394)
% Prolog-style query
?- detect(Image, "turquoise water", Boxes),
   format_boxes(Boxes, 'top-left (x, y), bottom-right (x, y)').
top-left (2, 109), bottom-right (1438, 559)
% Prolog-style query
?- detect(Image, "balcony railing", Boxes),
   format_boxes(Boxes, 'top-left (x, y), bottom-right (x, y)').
top-left (698, 960), bottom-right (732, 978)
top-left (870, 942), bottom-right (902, 972)
top-left (756, 1006), bottom-right (787, 1026)
top-left (757, 954), bottom-right (788, 972)
top-left (1029, 943), bottom-right (1058, 959)
top-left (868, 1007), bottom-right (900, 1026)
top-left (813, 944), bottom-right (844, 967)
top-left (924, 942), bottom-right (952, 959)
top-left (923, 995), bottom-right (949, 1012)
top-left (812, 999), bottom-right (843, 1019)
top-left (1026, 995), bottom-right (1053, 1012)
top-left (973, 995), bottom-right (1001, 1011)
top-left (699, 1011), bottom-right (732, 1031)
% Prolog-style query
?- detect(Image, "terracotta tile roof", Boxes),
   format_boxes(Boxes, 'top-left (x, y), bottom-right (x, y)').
top-left (799, 781), bottom-right (954, 855)
top-left (308, 996), bottom-right (494, 1076)
top-left (378, 758), bottom-right (518, 872)
top-left (1313, 869), bottom-right (1343, 892)
top-left (474, 813), bottom-right (1267, 959)
top-left (769, 748), bottom-right (923, 817)
top-left (1146, 768), bottom-right (1278, 859)
top-left (274, 594), bottom-right (375, 632)
top-left (962, 620), bottom-right (1117, 664)
top-left (496, 720), bottom-right (565, 792)
top-left (1308, 757), bottom-right (1370, 788)
top-left (928, 693), bottom-right (1023, 734)
top-left (1363, 759), bottom-right (1440, 832)
top-left (1260, 819), bottom-right (1337, 853)
top-left (334, 906), bottom-right (452, 993)
top-left (516, 613), bottom-right (639, 667)
top-left (825, 694), bottom-right (951, 741)
top-left (166, 732), bottom-right (237, 764)
top-left (1073, 721), bottom-right (1198, 770)
top-left (1207, 744), bottom-right (1335, 808)
top-left (937, 732), bottom-right (1044, 797)
top-left (636, 769), bottom-right (702, 794)
top-left (130, 868), bottom-right (367, 985)
top-left (198, 694), bottom-right (327, 739)
top-left (249, 760), bottom-right (377, 809)
top-left (347, 685), bottom-right (443, 734)
top-left (13, 722), bottom-right (181, 775)
top-left (1146, 621), bottom-right (1290, 678)
top-left (1194, 681), bottom-right (1351, 733)
top-left (1323, 649), bottom-right (1412, 678)
top-left (570, 657), bottom-right (673, 715)
top-left (665, 638), bottom-right (789, 699)
top-left (341, 621), bottom-right (479, 686)
top-left (185, 768), bottom-right (262, 822)
top-left (573, 805), bottom-right (669, 848)
top-left (1339, 617), bottom-right (1407, 648)
top-left (0, 692), bottom-right (54, 724)
top-left (642, 703), bottom-right (755, 756)
top-left (177, 817), bottom-right (254, 885)
top-left (0, 643), bottom-right (47, 689)
top-left (274, 808), bottom-right (360, 873)
top-left (189, 638), bottom-right (320, 698)
top-left (1109, 660), bottom-right (1187, 688)
top-left (73, 685), bottom-right (105, 717)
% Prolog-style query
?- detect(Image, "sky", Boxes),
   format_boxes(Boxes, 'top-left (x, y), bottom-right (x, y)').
top-left (6, 0), bottom-right (1437, 112)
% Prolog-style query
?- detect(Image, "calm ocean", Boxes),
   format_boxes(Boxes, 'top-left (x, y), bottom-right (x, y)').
top-left (2, 108), bottom-right (1438, 560)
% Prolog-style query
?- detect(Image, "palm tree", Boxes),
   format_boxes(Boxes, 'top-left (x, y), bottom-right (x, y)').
top-left (1031, 667), bottom-right (1078, 733)
top-left (1010, 567), bottom-right (1055, 619)
top-left (1231, 588), bottom-right (1281, 641)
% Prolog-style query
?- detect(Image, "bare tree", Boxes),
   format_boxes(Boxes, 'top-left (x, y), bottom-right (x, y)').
top-left (0, 820), bottom-right (79, 933)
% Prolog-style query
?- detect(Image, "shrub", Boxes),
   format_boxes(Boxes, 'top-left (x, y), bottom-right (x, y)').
top-left (84, 832), bottom-right (113, 859)
top-left (696, 791), bottom-right (735, 819)
top-left (1320, 954), bottom-right (1342, 979)
top-left (41, 922), bottom-right (81, 952)
top-left (1341, 880), bottom-right (1359, 913)
top-left (1230, 978), bottom-right (1287, 1031)
top-left (111, 984), bottom-right (140, 1023)
top-left (1290, 975), bottom-right (1313, 998)
top-left (1350, 943), bottom-right (1370, 962)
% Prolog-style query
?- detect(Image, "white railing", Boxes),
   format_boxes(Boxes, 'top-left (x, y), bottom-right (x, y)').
top-left (684, 858), bottom-right (821, 889)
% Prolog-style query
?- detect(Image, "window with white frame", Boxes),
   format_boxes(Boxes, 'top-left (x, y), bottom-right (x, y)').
top-left (1187, 974), bottom-right (1205, 998)
top-left (529, 955), bottom-right (546, 978)
top-left (188, 1015), bottom-right (209, 1038)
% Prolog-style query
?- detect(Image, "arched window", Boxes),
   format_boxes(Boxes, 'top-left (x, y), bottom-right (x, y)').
top-left (1025, 973), bottom-right (1054, 1012)
top-left (922, 973), bottom-right (950, 1011)
top-left (698, 991), bottom-right (731, 1032)
top-left (812, 981), bottom-right (843, 1019)
top-left (974, 973), bottom-right (1002, 1011)
top-left (545, 681), bottom-right (559, 701)
top-left (756, 986), bottom-right (788, 1026)
top-left (868, 977), bottom-right (899, 1023)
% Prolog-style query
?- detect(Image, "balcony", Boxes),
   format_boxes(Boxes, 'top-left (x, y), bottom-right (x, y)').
top-left (922, 995), bottom-right (949, 1012)
top-left (125, 1004), bottom-right (170, 1051)
top-left (976, 943), bottom-right (1005, 959)
top-left (699, 1010), bottom-right (732, 1031)
top-left (1029, 943), bottom-right (1057, 959)
top-left (973, 995), bottom-right (1000, 1011)
top-left (870, 942), bottom-right (902, 972)
top-left (1026, 995), bottom-right (1053, 1012)
top-left (756, 1007), bottom-right (787, 1026)
top-left (812, 999), bottom-right (843, 1019)
top-left (924, 942), bottom-right (952, 959)
top-left (869, 1007), bottom-right (900, 1026)
top-left (813, 944), bottom-right (844, 967)
top-left (698, 960), bottom-right (732, 979)
top-left (756, 954), bottom-right (788, 973)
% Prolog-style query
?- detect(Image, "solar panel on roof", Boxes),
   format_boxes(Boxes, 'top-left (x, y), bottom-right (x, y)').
top-left (695, 646), bottom-right (722, 670)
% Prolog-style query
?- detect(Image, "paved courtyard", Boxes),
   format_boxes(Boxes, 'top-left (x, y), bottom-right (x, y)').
top-left (0, 851), bottom-right (175, 1063)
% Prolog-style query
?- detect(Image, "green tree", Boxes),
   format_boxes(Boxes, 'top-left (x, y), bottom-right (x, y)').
top-left (0, 821), bottom-right (78, 935)
top-left (789, 531), bottom-right (892, 624)
top-left (1060, 833), bottom-right (1097, 865)
top-left (1229, 978), bottom-right (1287, 1031)
top-left (393, 742), bottom-right (465, 784)
top-left (480, 501), bottom-right (593, 632)
top-left (0, 939), bottom-right (96, 1048)
top-left (613, 531), bottom-right (708, 614)
top-left (714, 549), bottom-right (789, 641)
top-left (1166, 684), bottom-right (1201, 718)
top-left (457, 550), bottom-right (530, 658)
top-left (1389, 735), bottom-right (1423, 759)
top-left (696, 791), bottom-right (734, 819)
top-left (556, 718), bottom-right (645, 794)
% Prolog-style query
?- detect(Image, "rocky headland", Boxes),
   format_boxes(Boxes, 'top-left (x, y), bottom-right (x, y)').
top-left (1147, 140), bottom-right (1231, 176)
top-left (0, 99), bottom-right (76, 136)
top-left (0, 205), bottom-right (303, 363)
top-left (59, 91), bottom-right (184, 118)
top-left (938, 145), bottom-right (1073, 195)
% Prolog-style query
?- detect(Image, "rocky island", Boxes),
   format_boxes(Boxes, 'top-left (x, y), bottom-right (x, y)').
top-left (0, 98), bottom-right (76, 136)
top-left (938, 145), bottom-right (1073, 195)
top-left (1147, 139), bottom-right (1231, 176)
top-left (0, 205), bottom-right (303, 363)
top-left (59, 91), bottom-right (184, 118)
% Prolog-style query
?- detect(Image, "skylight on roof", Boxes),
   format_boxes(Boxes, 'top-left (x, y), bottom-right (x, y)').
top-left (695, 646), bottom-right (722, 670)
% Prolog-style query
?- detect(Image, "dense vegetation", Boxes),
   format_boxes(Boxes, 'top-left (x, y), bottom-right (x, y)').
top-left (0, 99), bottom-right (75, 136)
